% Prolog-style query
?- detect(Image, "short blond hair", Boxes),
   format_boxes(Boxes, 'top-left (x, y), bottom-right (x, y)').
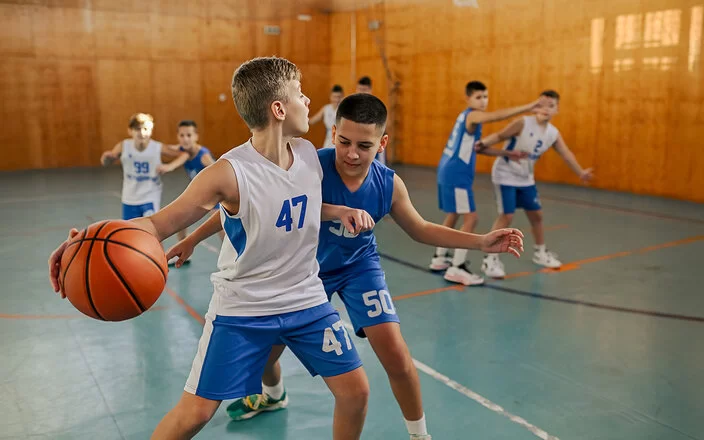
top-left (231, 57), bottom-right (301, 130)
top-left (127, 113), bottom-right (154, 130)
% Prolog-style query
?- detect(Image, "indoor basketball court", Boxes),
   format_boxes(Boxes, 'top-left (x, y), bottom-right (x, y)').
top-left (1, 1), bottom-right (703, 439)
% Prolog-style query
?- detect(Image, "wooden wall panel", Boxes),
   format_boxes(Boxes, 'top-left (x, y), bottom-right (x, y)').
top-left (93, 11), bottom-right (152, 60)
top-left (0, 4), bottom-right (35, 57)
top-left (95, 60), bottom-right (153, 155)
top-left (201, 62), bottom-right (250, 157)
top-left (364, 0), bottom-right (704, 202)
top-left (150, 62), bottom-right (205, 145)
top-left (0, 2), bottom-right (333, 171)
top-left (200, 19), bottom-right (254, 61)
top-left (33, 6), bottom-right (95, 59)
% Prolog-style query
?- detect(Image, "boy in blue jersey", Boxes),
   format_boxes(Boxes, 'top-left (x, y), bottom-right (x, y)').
top-left (171, 120), bottom-right (222, 244)
top-left (431, 81), bottom-right (544, 286)
top-left (168, 94), bottom-right (525, 440)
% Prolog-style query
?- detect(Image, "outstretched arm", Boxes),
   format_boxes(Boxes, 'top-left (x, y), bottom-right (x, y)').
top-left (475, 118), bottom-right (528, 160)
top-left (389, 175), bottom-right (524, 255)
top-left (100, 141), bottom-right (123, 166)
top-left (552, 134), bottom-right (593, 182)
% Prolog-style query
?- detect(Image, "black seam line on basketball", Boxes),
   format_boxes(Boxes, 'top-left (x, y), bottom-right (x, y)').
top-left (60, 228), bottom-right (88, 291)
top-left (103, 228), bottom-right (167, 280)
top-left (85, 222), bottom-right (111, 321)
top-left (377, 252), bottom-right (704, 323)
top-left (102, 239), bottom-right (147, 313)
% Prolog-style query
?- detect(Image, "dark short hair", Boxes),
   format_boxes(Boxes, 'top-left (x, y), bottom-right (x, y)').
top-left (178, 120), bottom-right (198, 130)
top-left (331, 84), bottom-right (344, 93)
top-left (465, 81), bottom-right (487, 97)
top-left (540, 89), bottom-right (560, 102)
top-left (357, 76), bottom-right (372, 87)
top-left (335, 93), bottom-right (387, 130)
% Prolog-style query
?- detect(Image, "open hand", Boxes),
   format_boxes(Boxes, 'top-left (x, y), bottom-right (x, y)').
top-left (48, 228), bottom-right (80, 297)
top-left (165, 239), bottom-right (195, 268)
top-left (480, 228), bottom-right (524, 257)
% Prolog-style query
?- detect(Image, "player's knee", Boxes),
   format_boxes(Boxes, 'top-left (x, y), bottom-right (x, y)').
top-left (174, 397), bottom-right (218, 428)
top-left (381, 348), bottom-right (414, 379)
top-left (527, 210), bottom-right (543, 225)
top-left (499, 213), bottom-right (514, 224)
top-left (334, 377), bottom-right (370, 411)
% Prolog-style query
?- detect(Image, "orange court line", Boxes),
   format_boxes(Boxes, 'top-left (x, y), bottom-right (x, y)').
top-left (0, 305), bottom-right (169, 320)
top-left (394, 234), bottom-right (704, 301)
top-left (394, 285), bottom-right (463, 301)
top-left (164, 286), bottom-right (205, 325)
top-left (542, 224), bottom-right (569, 232)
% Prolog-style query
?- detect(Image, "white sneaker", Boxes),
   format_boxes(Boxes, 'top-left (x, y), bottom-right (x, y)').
top-left (443, 264), bottom-right (484, 285)
top-left (532, 249), bottom-right (561, 268)
top-left (410, 435), bottom-right (432, 440)
top-left (429, 255), bottom-right (451, 271)
top-left (481, 254), bottom-right (506, 278)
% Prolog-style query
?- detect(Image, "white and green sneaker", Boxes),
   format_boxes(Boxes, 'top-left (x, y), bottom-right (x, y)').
top-left (226, 391), bottom-right (289, 421)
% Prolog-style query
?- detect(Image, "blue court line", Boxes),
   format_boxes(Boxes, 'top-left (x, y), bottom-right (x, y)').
top-left (378, 252), bottom-right (704, 323)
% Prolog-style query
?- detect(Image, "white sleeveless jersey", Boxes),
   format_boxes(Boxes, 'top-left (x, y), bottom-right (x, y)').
top-left (209, 138), bottom-right (328, 317)
top-left (120, 139), bottom-right (163, 205)
top-left (492, 116), bottom-right (559, 187)
top-left (321, 104), bottom-right (336, 148)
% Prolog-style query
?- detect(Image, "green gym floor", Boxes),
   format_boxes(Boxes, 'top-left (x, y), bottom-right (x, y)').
top-left (1, 166), bottom-right (703, 440)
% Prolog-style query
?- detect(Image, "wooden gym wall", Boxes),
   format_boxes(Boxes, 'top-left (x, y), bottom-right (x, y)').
top-left (0, 1), bottom-right (331, 170)
top-left (335, 0), bottom-right (704, 203)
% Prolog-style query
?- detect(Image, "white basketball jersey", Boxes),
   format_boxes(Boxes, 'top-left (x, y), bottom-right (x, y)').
top-left (209, 138), bottom-right (328, 317)
top-left (120, 139), bottom-right (163, 205)
top-left (322, 104), bottom-right (336, 148)
top-left (492, 116), bottom-right (559, 187)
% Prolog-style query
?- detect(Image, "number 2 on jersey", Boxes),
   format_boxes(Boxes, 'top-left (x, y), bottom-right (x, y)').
top-left (276, 195), bottom-right (308, 232)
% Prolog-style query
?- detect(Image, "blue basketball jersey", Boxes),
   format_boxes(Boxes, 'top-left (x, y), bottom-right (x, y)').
top-left (181, 146), bottom-right (213, 180)
top-left (436, 108), bottom-right (483, 187)
top-left (316, 148), bottom-right (395, 276)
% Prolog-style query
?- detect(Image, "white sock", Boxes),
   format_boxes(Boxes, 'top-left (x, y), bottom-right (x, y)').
top-left (435, 247), bottom-right (448, 257)
top-left (535, 244), bottom-right (546, 253)
top-left (405, 413), bottom-right (428, 435)
top-left (262, 379), bottom-right (285, 400)
top-left (486, 253), bottom-right (499, 258)
top-left (452, 249), bottom-right (468, 267)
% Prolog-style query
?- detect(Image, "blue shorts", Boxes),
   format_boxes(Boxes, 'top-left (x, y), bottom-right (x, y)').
top-left (322, 267), bottom-right (400, 338)
top-left (437, 184), bottom-right (476, 214)
top-left (494, 184), bottom-right (541, 214)
top-left (184, 302), bottom-right (362, 400)
top-left (122, 202), bottom-right (157, 220)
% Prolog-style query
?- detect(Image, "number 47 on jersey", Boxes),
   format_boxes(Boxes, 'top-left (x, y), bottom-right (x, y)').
top-left (276, 195), bottom-right (308, 232)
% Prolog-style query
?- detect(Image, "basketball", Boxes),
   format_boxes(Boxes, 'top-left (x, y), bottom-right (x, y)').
top-left (59, 220), bottom-right (168, 321)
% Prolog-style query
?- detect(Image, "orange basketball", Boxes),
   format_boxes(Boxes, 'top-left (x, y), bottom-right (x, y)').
top-left (59, 220), bottom-right (168, 321)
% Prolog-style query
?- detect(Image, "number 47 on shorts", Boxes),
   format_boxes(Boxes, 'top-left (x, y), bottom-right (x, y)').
top-left (322, 320), bottom-right (352, 355)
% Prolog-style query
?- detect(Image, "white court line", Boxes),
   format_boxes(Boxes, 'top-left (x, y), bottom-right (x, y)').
top-left (196, 242), bottom-right (559, 439)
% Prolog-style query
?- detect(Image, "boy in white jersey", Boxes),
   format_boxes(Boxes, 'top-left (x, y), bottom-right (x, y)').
top-left (431, 81), bottom-right (542, 286)
top-left (475, 90), bottom-right (594, 278)
top-left (100, 113), bottom-right (189, 220)
top-left (48, 57), bottom-right (373, 440)
top-left (166, 93), bottom-right (526, 440)
top-left (309, 84), bottom-right (344, 149)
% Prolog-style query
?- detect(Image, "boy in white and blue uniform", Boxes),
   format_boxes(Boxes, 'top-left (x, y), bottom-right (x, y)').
top-left (100, 113), bottom-right (187, 220)
top-left (476, 90), bottom-right (594, 278)
top-left (431, 81), bottom-right (540, 286)
top-left (218, 94), bottom-right (526, 440)
top-left (51, 57), bottom-right (374, 440)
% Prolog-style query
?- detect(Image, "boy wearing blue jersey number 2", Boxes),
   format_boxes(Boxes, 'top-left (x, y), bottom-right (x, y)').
top-left (168, 94), bottom-right (526, 440)
top-left (49, 57), bottom-right (375, 440)
top-left (431, 81), bottom-right (545, 286)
